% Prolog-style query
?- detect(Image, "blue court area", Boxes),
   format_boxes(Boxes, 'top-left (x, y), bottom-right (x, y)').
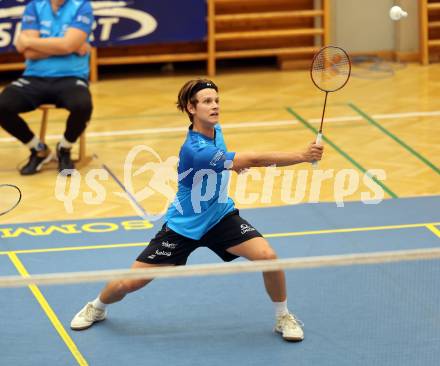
top-left (1, 196), bottom-right (439, 366)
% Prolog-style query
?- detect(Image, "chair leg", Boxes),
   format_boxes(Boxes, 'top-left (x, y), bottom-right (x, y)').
top-left (40, 109), bottom-right (49, 143)
top-left (38, 105), bottom-right (91, 167)
top-left (79, 133), bottom-right (86, 163)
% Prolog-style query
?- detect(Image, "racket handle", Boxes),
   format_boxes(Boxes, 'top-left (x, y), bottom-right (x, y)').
top-left (312, 132), bottom-right (323, 168)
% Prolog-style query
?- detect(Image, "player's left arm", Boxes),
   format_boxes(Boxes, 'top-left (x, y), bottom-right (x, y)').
top-left (16, 30), bottom-right (50, 60)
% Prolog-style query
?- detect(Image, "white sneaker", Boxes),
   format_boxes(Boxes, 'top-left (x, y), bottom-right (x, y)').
top-left (274, 313), bottom-right (304, 342)
top-left (70, 302), bottom-right (107, 331)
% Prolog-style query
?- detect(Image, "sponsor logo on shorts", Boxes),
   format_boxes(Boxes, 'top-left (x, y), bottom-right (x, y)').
top-left (161, 241), bottom-right (177, 249)
top-left (76, 80), bottom-right (88, 88)
top-left (155, 249), bottom-right (172, 257)
top-left (240, 224), bottom-right (256, 235)
top-left (147, 254), bottom-right (156, 259)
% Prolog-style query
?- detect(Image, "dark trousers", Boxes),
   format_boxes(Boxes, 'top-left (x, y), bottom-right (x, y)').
top-left (0, 77), bottom-right (93, 144)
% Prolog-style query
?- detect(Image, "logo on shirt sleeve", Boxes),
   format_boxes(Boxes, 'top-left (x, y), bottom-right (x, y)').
top-left (76, 14), bottom-right (92, 25)
top-left (209, 150), bottom-right (226, 167)
top-left (22, 15), bottom-right (36, 25)
top-left (40, 20), bottom-right (52, 27)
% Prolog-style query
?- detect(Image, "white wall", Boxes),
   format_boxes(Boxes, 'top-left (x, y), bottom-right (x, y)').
top-left (395, 0), bottom-right (419, 53)
top-left (330, 0), bottom-right (418, 54)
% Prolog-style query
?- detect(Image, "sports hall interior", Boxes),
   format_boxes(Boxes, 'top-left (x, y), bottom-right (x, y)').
top-left (0, 1), bottom-right (439, 365)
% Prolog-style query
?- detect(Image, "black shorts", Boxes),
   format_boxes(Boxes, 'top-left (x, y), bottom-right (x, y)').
top-left (137, 210), bottom-right (263, 265)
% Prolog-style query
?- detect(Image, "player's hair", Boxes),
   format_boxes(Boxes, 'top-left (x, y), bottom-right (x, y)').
top-left (177, 79), bottom-right (218, 122)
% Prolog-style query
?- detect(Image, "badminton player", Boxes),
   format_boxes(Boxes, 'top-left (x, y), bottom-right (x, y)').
top-left (71, 79), bottom-right (323, 341)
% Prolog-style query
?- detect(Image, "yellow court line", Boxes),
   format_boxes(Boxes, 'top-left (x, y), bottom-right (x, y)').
top-left (262, 222), bottom-right (440, 238)
top-left (0, 222), bottom-right (439, 256)
top-left (7, 253), bottom-right (88, 366)
top-left (426, 224), bottom-right (440, 238)
top-left (1, 242), bottom-right (147, 255)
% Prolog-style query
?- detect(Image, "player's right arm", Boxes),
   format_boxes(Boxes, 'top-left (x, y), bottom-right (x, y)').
top-left (15, 2), bottom-right (51, 60)
top-left (230, 143), bottom-right (323, 172)
top-left (17, 30), bottom-right (50, 60)
top-left (15, 2), bottom-right (46, 59)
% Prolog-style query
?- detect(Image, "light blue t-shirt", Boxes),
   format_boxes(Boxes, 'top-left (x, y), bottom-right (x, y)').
top-left (21, 0), bottom-right (94, 80)
top-left (166, 124), bottom-right (236, 240)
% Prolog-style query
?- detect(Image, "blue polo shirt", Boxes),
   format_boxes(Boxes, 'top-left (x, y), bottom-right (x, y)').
top-left (166, 124), bottom-right (236, 240)
top-left (21, 0), bottom-right (94, 80)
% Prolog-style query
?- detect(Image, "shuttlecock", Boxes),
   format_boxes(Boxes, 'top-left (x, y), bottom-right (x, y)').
top-left (389, 5), bottom-right (408, 21)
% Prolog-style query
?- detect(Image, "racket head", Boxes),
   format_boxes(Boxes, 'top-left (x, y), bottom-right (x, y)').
top-left (310, 46), bottom-right (351, 92)
top-left (0, 184), bottom-right (22, 217)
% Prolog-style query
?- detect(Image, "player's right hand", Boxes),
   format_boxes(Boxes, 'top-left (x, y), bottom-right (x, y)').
top-left (302, 142), bottom-right (324, 163)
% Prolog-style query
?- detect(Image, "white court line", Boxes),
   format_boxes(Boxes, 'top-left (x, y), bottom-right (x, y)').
top-left (1, 110), bottom-right (439, 143)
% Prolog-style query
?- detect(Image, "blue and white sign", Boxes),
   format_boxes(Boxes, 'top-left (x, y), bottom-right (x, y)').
top-left (0, 0), bottom-right (207, 53)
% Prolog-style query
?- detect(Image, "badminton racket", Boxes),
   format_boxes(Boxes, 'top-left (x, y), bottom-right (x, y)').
top-left (0, 184), bottom-right (22, 217)
top-left (310, 46), bottom-right (351, 167)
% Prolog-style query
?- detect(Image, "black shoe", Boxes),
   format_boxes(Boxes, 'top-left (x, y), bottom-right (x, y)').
top-left (20, 145), bottom-right (53, 175)
top-left (56, 143), bottom-right (75, 175)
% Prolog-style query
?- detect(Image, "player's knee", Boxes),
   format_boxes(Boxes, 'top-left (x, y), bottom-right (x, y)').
top-left (257, 249), bottom-right (278, 261)
top-left (0, 99), bottom-right (7, 114)
top-left (113, 280), bottom-right (128, 295)
top-left (0, 97), bottom-right (16, 118)
top-left (65, 98), bottom-right (93, 117)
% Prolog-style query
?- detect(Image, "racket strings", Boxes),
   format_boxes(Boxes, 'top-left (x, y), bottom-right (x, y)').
top-left (311, 47), bottom-right (351, 92)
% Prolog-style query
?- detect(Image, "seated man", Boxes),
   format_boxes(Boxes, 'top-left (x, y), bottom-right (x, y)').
top-left (0, 0), bottom-right (94, 175)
